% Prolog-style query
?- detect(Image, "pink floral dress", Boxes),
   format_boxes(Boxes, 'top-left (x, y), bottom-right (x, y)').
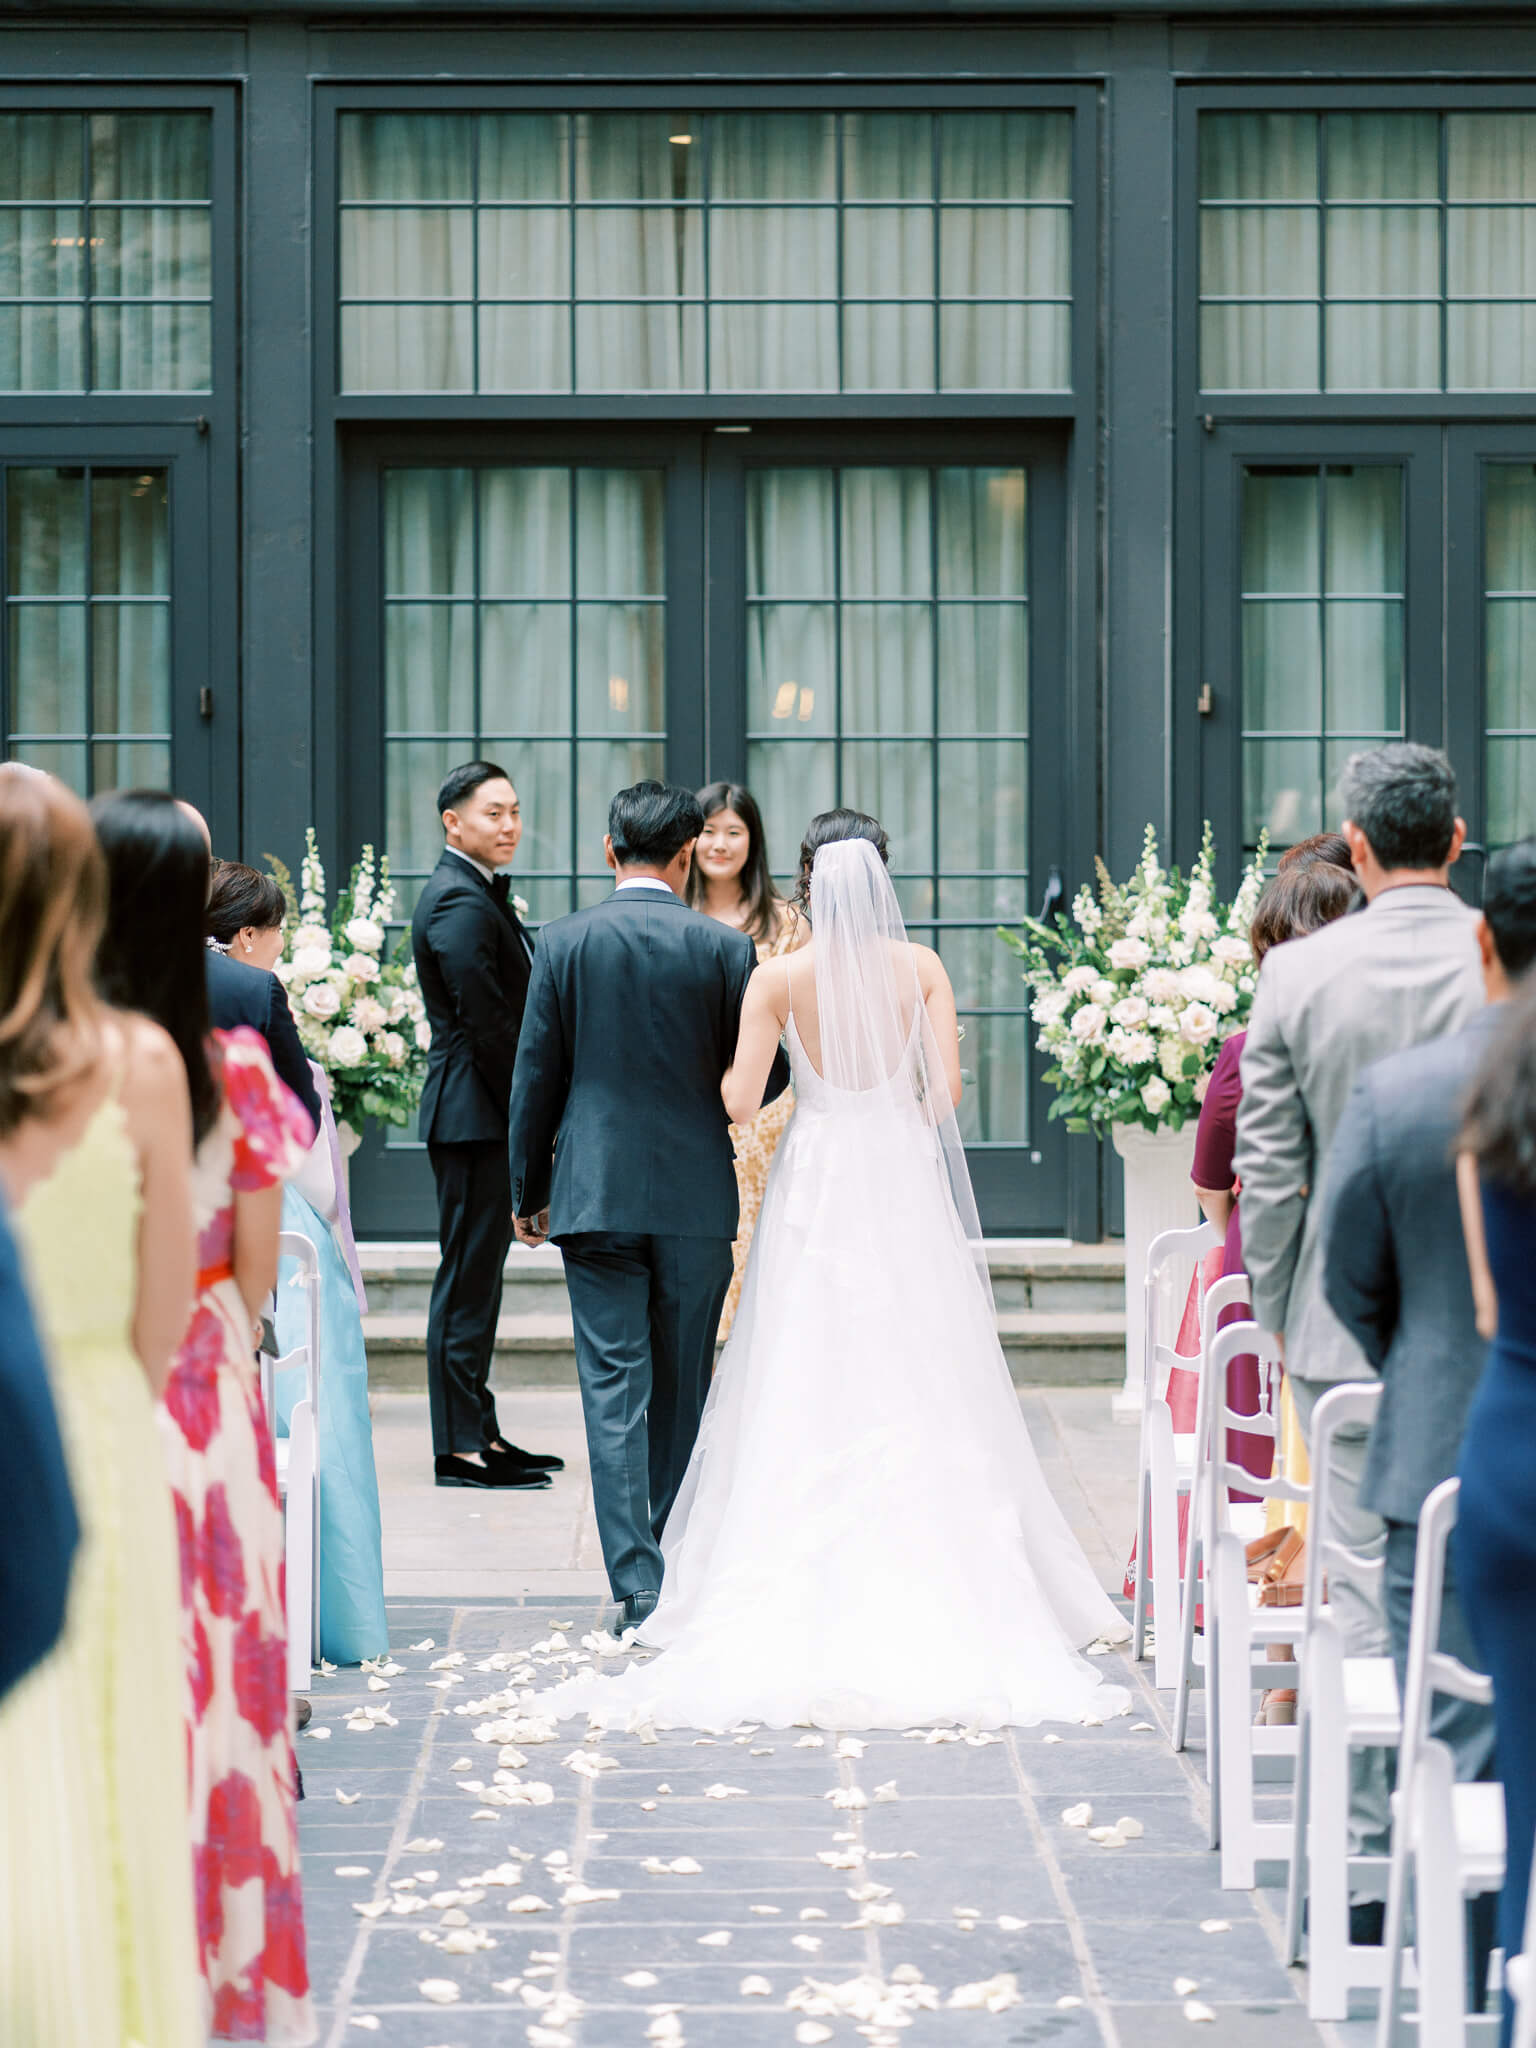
top-left (158, 1027), bottom-right (317, 2044)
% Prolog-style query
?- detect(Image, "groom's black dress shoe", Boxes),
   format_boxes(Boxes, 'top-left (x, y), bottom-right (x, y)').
top-left (609, 1589), bottom-right (659, 1638)
top-left (435, 1453), bottom-right (552, 1490)
top-left (487, 1439), bottom-right (565, 1476)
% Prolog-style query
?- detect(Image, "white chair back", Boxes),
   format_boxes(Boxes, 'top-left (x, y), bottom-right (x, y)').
top-left (1141, 1220), bottom-right (1222, 1436)
top-left (1298, 1381), bottom-right (1386, 1622)
top-left (272, 1230), bottom-right (322, 1689)
top-left (1209, 1320), bottom-right (1303, 1518)
top-left (1400, 1479), bottom-right (1494, 1760)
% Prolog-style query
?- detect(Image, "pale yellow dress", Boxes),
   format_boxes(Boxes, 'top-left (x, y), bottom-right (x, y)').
top-left (0, 1091), bottom-right (202, 2048)
top-left (719, 909), bottom-right (801, 1341)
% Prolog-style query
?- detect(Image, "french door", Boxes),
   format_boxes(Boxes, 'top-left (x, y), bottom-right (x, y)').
top-left (343, 426), bottom-right (1071, 1239)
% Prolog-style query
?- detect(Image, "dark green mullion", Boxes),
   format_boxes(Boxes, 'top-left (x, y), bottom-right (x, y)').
top-left (0, 466), bottom-right (8, 759)
top-left (832, 465), bottom-right (843, 808)
top-left (470, 116), bottom-right (481, 395)
top-left (931, 118), bottom-right (942, 395)
top-left (1439, 115), bottom-right (1450, 396)
top-left (83, 465), bottom-right (95, 794)
top-left (471, 470), bottom-right (483, 828)
top-left (81, 116), bottom-right (94, 395)
top-left (834, 115), bottom-right (845, 397)
top-left (1317, 464), bottom-right (1328, 831)
top-left (568, 121), bottom-right (579, 396)
top-left (701, 116), bottom-right (713, 393)
top-left (928, 467), bottom-right (941, 949)
top-left (568, 465), bottom-right (580, 915)
top-left (1317, 115), bottom-right (1328, 395)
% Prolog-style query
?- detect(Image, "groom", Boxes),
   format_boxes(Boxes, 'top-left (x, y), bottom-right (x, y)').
top-left (507, 782), bottom-right (790, 1633)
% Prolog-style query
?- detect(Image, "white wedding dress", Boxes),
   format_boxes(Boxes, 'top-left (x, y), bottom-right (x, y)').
top-left (536, 839), bottom-right (1130, 1733)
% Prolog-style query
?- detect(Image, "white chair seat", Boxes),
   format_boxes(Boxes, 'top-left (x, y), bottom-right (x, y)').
top-left (1342, 1655), bottom-right (1402, 1744)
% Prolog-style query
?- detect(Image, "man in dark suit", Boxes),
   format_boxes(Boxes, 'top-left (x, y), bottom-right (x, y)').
top-left (411, 760), bottom-right (561, 1491)
top-left (507, 782), bottom-right (790, 1635)
top-left (1324, 837), bottom-right (1536, 1987)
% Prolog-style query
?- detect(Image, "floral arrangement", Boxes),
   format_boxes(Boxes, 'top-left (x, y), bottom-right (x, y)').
top-left (264, 829), bottom-right (430, 1149)
top-left (1000, 824), bottom-right (1269, 1136)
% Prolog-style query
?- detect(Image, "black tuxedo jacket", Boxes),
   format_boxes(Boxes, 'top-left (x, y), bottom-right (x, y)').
top-left (411, 849), bottom-right (533, 1145)
top-left (205, 948), bottom-right (322, 1130)
top-left (507, 886), bottom-right (790, 1240)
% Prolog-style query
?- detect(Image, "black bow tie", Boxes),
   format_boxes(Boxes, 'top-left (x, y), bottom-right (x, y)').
top-left (489, 874), bottom-right (512, 908)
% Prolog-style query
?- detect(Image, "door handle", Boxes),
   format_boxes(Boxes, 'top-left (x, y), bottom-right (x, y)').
top-left (1038, 865), bottom-right (1065, 922)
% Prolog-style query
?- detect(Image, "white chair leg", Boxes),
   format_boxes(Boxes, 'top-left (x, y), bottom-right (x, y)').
top-left (285, 1399), bottom-right (315, 1695)
top-left (1172, 1457), bottom-right (1205, 1752)
top-left (1148, 1402), bottom-right (1182, 1690)
top-left (1132, 1462), bottom-right (1151, 1664)
top-left (1215, 1534), bottom-right (1257, 1889)
top-left (1376, 1795), bottom-right (1412, 2048)
top-left (1284, 1678), bottom-right (1312, 1967)
top-left (1306, 1623), bottom-right (1353, 2019)
top-left (1416, 1742), bottom-right (1470, 2048)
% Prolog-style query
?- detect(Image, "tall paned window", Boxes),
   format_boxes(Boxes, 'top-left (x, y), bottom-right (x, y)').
top-left (1485, 464), bottom-right (1536, 847)
top-left (0, 112), bottom-right (211, 393)
top-left (1239, 465), bottom-right (1406, 852)
top-left (1200, 111), bottom-right (1536, 393)
top-left (381, 464), bottom-right (667, 934)
top-left (339, 110), bottom-right (1071, 395)
top-left (4, 465), bottom-right (172, 792)
top-left (745, 464), bottom-right (1031, 1144)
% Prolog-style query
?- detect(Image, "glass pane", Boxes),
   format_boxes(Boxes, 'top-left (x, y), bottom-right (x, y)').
top-left (0, 209), bottom-right (84, 296)
top-left (842, 304), bottom-right (934, 391)
top-left (1242, 602), bottom-right (1322, 732)
top-left (340, 305), bottom-right (472, 392)
top-left (840, 740), bottom-right (932, 870)
top-left (1199, 113), bottom-right (1318, 202)
top-left (384, 604), bottom-right (475, 732)
top-left (92, 304), bottom-right (211, 391)
top-left (1244, 738), bottom-right (1322, 849)
top-left (384, 469), bottom-right (474, 597)
top-left (92, 603), bottom-right (170, 734)
top-left (747, 470), bottom-right (834, 597)
top-left (341, 208), bottom-right (472, 299)
top-left (840, 469), bottom-right (930, 598)
top-left (480, 469), bottom-right (571, 597)
top-left (1486, 465), bottom-right (1536, 592)
top-left (841, 604), bottom-right (933, 735)
top-left (0, 115), bottom-right (82, 202)
top-left (954, 1013), bottom-right (1031, 1145)
top-left (894, 879), bottom-right (935, 922)
top-left (479, 114), bottom-right (569, 202)
top-left (1324, 207), bottom-right (1439, 296)
top-left (480, 606), bottom-right (572, 734)
top-left (938, 740), bottom-right (1028, 872)
top-left (1325, 113), bottom-right (1439, 200)
top-left (10, 740), bottom-right (86, 794)
top-left (746, 605), bottom-right (835, 735)
top-left (339, 114), bottom-right (473, 203)
top-left (1449, 305), bottom-right (1536, 392)
top-left (842, 207), bottom-right (933, 298)
top-left (711, 113), bottom-right (836, 200)
top-left (91, 205), bottom-right (210, 299)
top-left (1325, 467), bottom-right (1402, 593)
top-left (9, 605), bottom-right (86, 732)
top-left (1200, 303), bottom-right (1318, 391)
top-left (574, 208), bottom-right (702, 299)
top-left (387, 740), bottom-right (474, 872)
top-left (482, 740), bottom-right (573, 872)
top-left (939, 875), bottom-right (1031, 923)
top-left (710, 207), bottom-right (836, 299)
top-left (0, 305), bottom-right (86, 390)
top-left (91, 469), bottom-right (168, 595)
top-left (574, 305), bottom-right (703, 392)
top-left (938, 606), bottom-right (1028, 734)
top-left (1448, 115), bottom-right (1536, 200)
top-left (576, 604), bottom-right (665, 733)
top-left (575, 471), bottom-right (665, 597)
top-left (479, 306), bottom-right (570, 392)
top-left (937, 469), bottom-right (1027, 598)
top-left (939, 208), bottom-right (1070, 298)
top-left (1243, 471), bottom-right (1318, 592)
top-left (939, 926), bottom-right (1022, 1011)
top-left (577, 739), bottom-right (665, 857)
top-left (709, 304), bottom-right (837, 391)
top-left (1199, 207), bottom-right (1317, 298)
top-left (92, 739), bottom-right (170, 792)
top-left (1325, 302), bottom-right (1439, 391)
top-left (746, 739), bottom-right (834, 877)
top-left (7, 468), bottom-right (85, 594)
top-left (1447, 207), bottom-right (1536, 298)
top-left (939, 302), bottom-right (1069, 391)
top-left (1325, 602), bottom-right (1402, 732)
top-left (1488, 739), bottom-right (1536, 850)
top-left (843, 114), bottom-right (932, 199)
top-left (90, 114), bottom-right (208, 201)
top-left (574, 115), bottom-right (702, 202)
top-left (940, 113), bottom-right (1071, 201)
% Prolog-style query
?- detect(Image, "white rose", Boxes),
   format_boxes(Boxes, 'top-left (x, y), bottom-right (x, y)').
top-left (1178, 963), bottom-right (1222, 1004)
top-left (352, 996), bottom-right (389, 1035)
top-left (1180, 1001), bottom-right (1219, 1046)
top-left (1140, 1076), bottom-right (1172, 1118)
top-left (1142, 968), bottom-right (1182, 1003)
top-left (1091, 978), bottom-right (1118, 1008)
top-left (1069, 1003), bottom-right (1106, 1044)
top-left (328, 1025), bottom-right (368, 1068)
top-left (386, 987), bottom-right (411, 1023)
top-left (1206, 981), bottom-right (1237, 1016)
top-left (292, 924), bottom-right (330, 955)
top-left (1110, 995), bottom-right (1148, 1028)
top-left (1108, 936), bottom-right (1150, 971)
top-left (381, 1030), bottom-right (407, 1067)
top-left (303, 982), bottom-right (341, 1021)
top-left (414, 1020), bottom-right (432, 1051)
top-left (1146, 1004), bottom-right (1178, 1033)
top-left (1211, 935), bottom-right (1252, 969)
top-left (290, 945), bottom-right (331, 982)
top-left (1063, 966), bottom-right (1098, 996)
top-left (344, 915), bottom-right (386, 953)
top-left (1238, 974), bottom-right (1256, 995)
top-left (343, 952), bottom-right (380, 983)
top-left (512, 894), bottom-right (530, 920)
top-left (1032, 989), bottom-right (1071, 1025)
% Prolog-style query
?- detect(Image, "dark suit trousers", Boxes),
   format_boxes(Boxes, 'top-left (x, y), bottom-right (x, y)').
top-left (426, 1140), bottom-right (512, 1457)
top-left (559, 1232), bottom-right (733, 1601)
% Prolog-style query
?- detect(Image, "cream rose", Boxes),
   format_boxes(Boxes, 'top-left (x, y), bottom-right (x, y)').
top-left (1142, 967), bottom-right (1182, 1004)
top-left (1110, 995), bottom-right (1149, 1028)
top-left (1063, 966), bottom-right (1098, 996)
top-left (328, 1025), bottom-right (368, 1068)
top-left (343, 952), bottom-right (380, 983)
top-left (1140, 1076), bottom-right (1172, 1117)
top-left (290, 945), bottom-right (331, 983)
top-left (414, 1020), bottom-right (432, 1051)
top-left (1180, 1001), bottom-right (1219, 1046)
top-left (381, 1030), bottom-right (407, 1067)
top-left (344, 915), bottom-right (386, 953)
top-left (1108, 936), bottom-right (1150, 971)
top-left (1069, 1003), bottom-right (1107, 1044)
top-left (302, 982), bottom-right (341, 1021)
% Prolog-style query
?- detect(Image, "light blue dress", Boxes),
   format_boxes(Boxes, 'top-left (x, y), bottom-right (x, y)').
top-left (274, 1180), bottom-right (388, 1666)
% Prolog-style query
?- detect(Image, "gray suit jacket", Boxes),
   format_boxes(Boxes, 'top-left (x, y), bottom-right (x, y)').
top-left (1323, 1007), bottom-right (1501, 1524)
top-left (1234, 884), bottom-right (1483, 1384)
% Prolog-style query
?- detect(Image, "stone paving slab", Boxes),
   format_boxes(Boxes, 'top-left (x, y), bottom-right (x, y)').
top-left (295, 1599), bottom-right (1377, 2048)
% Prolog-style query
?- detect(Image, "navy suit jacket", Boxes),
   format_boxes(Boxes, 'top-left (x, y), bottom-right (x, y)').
top-left (0, 1198), bottom-right (78, 1700)
top-left (205, 947), bottom-right (323, 1130)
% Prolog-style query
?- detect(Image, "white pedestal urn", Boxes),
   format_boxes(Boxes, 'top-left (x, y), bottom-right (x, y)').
top-left (1110, 1120), bottom-right (1200, 1421)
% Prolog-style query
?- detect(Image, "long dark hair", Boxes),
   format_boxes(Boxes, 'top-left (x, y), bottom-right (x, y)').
top-left (686, 781), bottom-right (783, 944)
top-left (793, 808), bottom-right (890, 921)
top-left (207, 861), bottom-right (286, 947)
top-left (91, 791), bottom-right (221, 1146)
top-left (1461, 977), bottom-right (1536, 1198)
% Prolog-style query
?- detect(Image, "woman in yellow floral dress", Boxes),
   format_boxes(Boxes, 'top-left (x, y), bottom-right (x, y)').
top-left (689, 784), bottom-right (806, 1339)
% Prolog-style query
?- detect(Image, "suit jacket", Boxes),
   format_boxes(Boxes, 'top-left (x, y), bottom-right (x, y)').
top-left (411, 849), bottom-right (533, 1145)
top-left (1234, 884), bottom-right (1484, 1384)
top-left (205, 946), bottom-right (322, 1130)
top-left (1323, 1007), bottom-right (1502, 1524)
top-left (507, 886), bottom-right (789, 1240)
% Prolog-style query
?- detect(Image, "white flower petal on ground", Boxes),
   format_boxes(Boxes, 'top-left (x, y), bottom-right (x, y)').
top-left (817, 1848), bottom-right (865, 1869)
top-left (1174, 1977), bottom-right (1200, 1995)
top-left (697, 1930), bottom-right (732, 1947)
top-left (749, 1746), bottom-right (774, 1756)
top-left (655, 1783), bottom-right (673, 1793)
top-left (858, 1901), bottom-right (906, 1927)
top-left (506, 1896), bottom-right (552, 1914)
top-left (1087, 1826), bottom-right (1127, 1846)
top-left (1130, 1721), bottom-right (1156, 1732)
top-left (795, 2027), bottom-right (834, 2045)
top-left (791, 1934), bottom-right (823, 1952)
top-left (825, 1786), bottom-right (868, 1809)
top-left (335, 1789), bottom-right (361, 1806)
top-left (691, 1737), bottom-right (715, 1746)
top-left (847, 1882), bottom-right (893, 1903)
top-left (800, 1907), bottom-right (828, 1921)
top-left (418, 1979), bottom-right (460, 2004)
top-left (366, 1675), bottom-right (390, 1691)
top-left (1115, 1816), bottom-right (1146, 1839)
top-left (448, 1758), bottom-right (473, 1772)
top-left (621, 1971), bottom-right (660, 1988)
top-left (1199, 1919), bottom-right (1231, 1933)
top-left (409, 1637), bottom-right (435, 1651)
top-left (749, 1904), bottom-right (781, 1915)
top-left (439, 1908), bottom-right (469, 1926)
top-left (873, 1781), bottom-right (899, 1802)
top-left (1042, 1733), bottom-right (1063, 1744)
top-left (335, 1866), bottom-right (371, 1877)
top-left (526, 2030), bottom-right (574, 2048)
top-left (795, 1734), bottom-right (825, 1748)
top-left (1184, 2001), bottom-right (1217, 2022)
top-left (430, 1652), bottom-right (466, 1669)
top-left (639, 1799), bottom-right (658, 1811)
top-left (1061, 1803), bottom-right (1093, 1828)
top-left (561, 1884), bottom-right (620, 1905)
top-left (303, 1726), bottom-right (331, 1739)
top-left (740, 1975), bottom-right (773, 1996)
top-left (948, 1975), bottom-right (1021, 2013)
top-left (349, 2019), bottom-right (381, 2032)
top-left (563, 1749), bottom-right (619, 1778)
top-left (835, 1736), bottom-right (867, 1758)
top-left (405, 1837), bottom-right (444, 1852)
top-left (351, 1900), bottom-right (390, 1920)
top-left (645, 2019), bottom-right (683, 2045)
top-left (440, 1929), bottom-right (497, 1955)
top-left (1056, 1994), bottom-right (1084, 2009)
top-left (703, 1783), bottom-right (748, 1800)
top-left (997, 1916), bottom-right (1030, 1931)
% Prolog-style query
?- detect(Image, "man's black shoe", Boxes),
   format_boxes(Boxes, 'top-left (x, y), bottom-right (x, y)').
top-left (435, 1453), bottom-right (552, 1490)
top-left (487, 1439), bottom-right (565, 1476)
top-left (1350, 1899), bottom-right (1386, 1947)
top-left (609, 1589), bottom-right (660, 1638)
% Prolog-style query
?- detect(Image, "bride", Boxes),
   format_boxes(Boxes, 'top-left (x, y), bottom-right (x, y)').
top-left (536, 808), bottom-right (1130, 1732)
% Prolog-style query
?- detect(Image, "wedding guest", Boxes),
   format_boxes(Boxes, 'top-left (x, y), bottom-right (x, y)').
top-left (0, 767), bottom-right (201, 2048)
top-left (0, 1196), bottom-right (78, 1702)
top-left (94, 792), bottom-right (317, 2045)
top-left (687, 782), bottom-right (805, 1339)
top-left (1235, 742), bottom-right (1484, 1943)
top-left (411, 760), bottom-right (561, 1490)
top-left (207, 861), bottom-right (387, 1665)
top-left (1278, 830), bottom-right (1355, 876)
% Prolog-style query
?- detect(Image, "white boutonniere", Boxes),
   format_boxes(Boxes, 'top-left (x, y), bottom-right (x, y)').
top-left (512, 894), bottom-right (530, 919)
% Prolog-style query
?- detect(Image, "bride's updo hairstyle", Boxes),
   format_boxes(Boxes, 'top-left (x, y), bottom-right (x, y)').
top-left (793, 809), bottom-right (889, 922)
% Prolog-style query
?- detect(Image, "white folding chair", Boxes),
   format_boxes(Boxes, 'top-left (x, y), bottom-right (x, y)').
top-left (1131, 1220), bottom-right (1221, 1690)
top-left (1283, 1381), bottom-right (1402, 2020)
top-left (265, 1230), bottom-right (322, 1694)
top-left (1205, 1318), bottom-right (1309, 1888)
top-left (1378, 1478), bottom-right (1503, 2048)
top-left (1505, 1827), bottom-right (1536, 2048)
